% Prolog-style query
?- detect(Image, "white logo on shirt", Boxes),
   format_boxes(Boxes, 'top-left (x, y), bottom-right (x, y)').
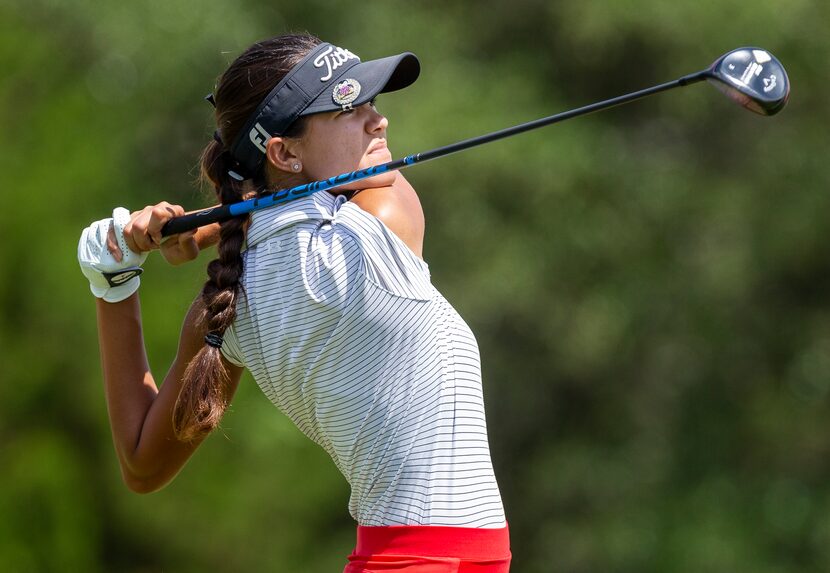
top-left (314, 46), bottom-right (359, 82)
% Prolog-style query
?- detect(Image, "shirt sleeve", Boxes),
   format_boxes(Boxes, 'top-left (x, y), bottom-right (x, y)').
top-left (334, 201), bottom-right (434, 301)
top-left (220, 322), bottom-right (245, 368)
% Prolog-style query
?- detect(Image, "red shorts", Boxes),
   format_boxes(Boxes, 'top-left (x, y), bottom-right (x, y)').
top-left (344, 524), bottom-right (511, 572)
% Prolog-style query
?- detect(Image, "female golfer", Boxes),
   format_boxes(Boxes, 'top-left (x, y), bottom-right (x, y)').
top-left (78, 33), bottom-right (510, 572)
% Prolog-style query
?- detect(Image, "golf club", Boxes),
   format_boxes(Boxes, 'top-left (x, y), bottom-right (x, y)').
top-left (161, 46), bottom-right (789, 237)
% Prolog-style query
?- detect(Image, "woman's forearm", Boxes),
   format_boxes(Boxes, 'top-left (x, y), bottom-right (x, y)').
top-left (96, 293), bottom-right (192, 490)
top-left (95, 293), bottom-right (242, 492)
top-left (96, 294), bottom-right (158, 479)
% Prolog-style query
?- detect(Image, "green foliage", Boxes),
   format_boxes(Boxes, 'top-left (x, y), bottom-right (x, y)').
top-left (2, 0), bottom-right (829, 571)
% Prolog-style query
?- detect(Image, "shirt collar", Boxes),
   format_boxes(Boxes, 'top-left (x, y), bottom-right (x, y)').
top-left (245, 191), bottom-right (348, 248)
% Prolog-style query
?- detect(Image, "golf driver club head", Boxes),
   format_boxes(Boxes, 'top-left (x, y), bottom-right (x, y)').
top-left (706, 47), bottom-right (790, 115)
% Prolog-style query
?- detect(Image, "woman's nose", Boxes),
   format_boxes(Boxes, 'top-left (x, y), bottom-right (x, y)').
top-left (366, 105), bottom-right (388, 133)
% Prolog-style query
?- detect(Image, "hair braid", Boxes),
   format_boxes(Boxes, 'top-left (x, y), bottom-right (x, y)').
top-left (172, 33), bottom-right (320, 442)
top-left (173, 142), bottom-right (248, 442)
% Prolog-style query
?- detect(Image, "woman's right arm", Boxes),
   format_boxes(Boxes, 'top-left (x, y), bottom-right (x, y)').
top-left (96, 293), bottom-right (242, 493)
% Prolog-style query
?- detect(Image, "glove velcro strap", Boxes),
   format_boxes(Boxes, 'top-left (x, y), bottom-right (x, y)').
top-left (102, 267), bottom-right (143, 287)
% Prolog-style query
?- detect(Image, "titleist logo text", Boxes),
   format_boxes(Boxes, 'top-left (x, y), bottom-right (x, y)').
top-left (314, 46), bottom-right (359, 82)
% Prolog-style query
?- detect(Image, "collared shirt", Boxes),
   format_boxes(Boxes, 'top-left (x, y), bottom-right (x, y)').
top-left (222, 191), bottom-right (506, 527)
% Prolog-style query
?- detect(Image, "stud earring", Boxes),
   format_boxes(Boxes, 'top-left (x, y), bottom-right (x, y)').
top-left (292, 163), bottom-right (301, 171)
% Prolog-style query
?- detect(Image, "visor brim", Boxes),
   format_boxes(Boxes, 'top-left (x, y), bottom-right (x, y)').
top-left (302, 52), bottom-right (420, 115)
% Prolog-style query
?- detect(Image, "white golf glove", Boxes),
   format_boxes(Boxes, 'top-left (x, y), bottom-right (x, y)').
top-left (78, 207), bottom-right (148, 303)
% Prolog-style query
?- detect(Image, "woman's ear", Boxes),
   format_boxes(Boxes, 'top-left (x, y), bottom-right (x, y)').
top-left (265, 137), bottom-right (301, 174)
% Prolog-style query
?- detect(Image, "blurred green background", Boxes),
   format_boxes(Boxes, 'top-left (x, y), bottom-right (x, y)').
top-left (1, 0), bottom-right (829, 571)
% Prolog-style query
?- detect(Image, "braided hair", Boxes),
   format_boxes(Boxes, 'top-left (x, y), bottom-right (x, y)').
top-left (173, 34), bottom-right (320, 442)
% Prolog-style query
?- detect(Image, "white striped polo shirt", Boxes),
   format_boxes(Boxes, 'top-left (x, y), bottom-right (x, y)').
top-left (221, 191), bottom-right (506, 528)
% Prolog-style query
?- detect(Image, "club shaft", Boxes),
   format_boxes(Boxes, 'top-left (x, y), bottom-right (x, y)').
top-left (162, 71), bottom-right (706, 237)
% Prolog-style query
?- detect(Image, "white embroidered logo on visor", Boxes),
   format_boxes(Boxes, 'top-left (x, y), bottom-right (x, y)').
top-left (332, 79), bottom-right (361, 108)
top-left (314, 46), bottom-right (360, 82)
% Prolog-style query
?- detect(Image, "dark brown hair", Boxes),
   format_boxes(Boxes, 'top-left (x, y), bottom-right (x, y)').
top-left (173, 33), bottom-right (321, 442)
